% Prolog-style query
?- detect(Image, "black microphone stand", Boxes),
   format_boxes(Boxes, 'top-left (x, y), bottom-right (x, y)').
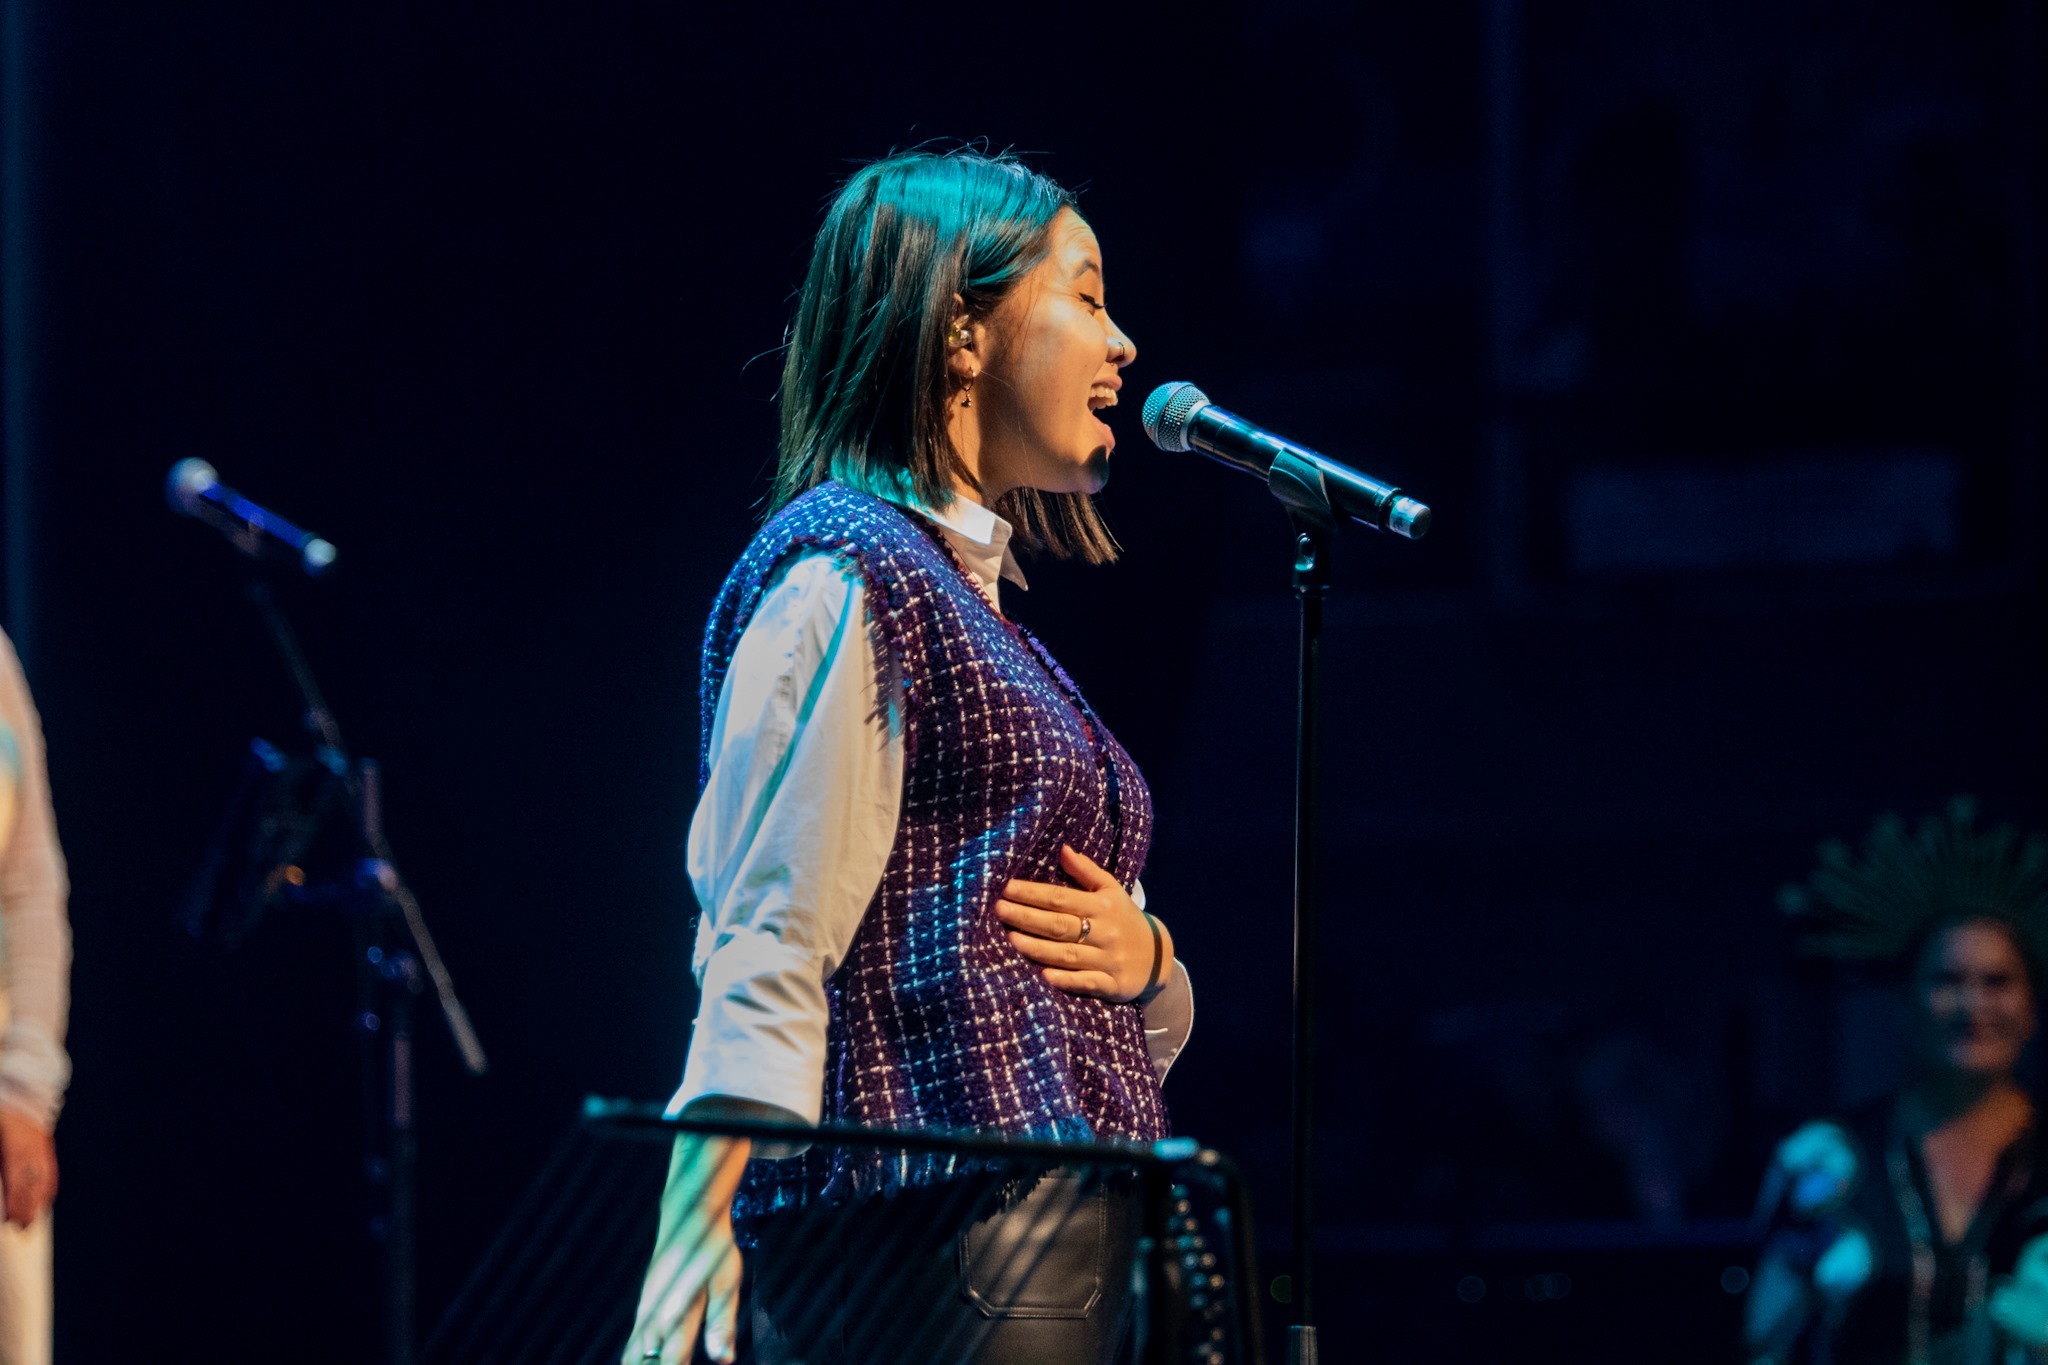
top-left (1284, 517), bottom-right (1328, 1365)
top-left (231, 580), bottom-right (489, 1365)
top-left (1144, 384), bottom-right (1429, 1365)
top-left (1261, 448), bottom-right (1375, 1365)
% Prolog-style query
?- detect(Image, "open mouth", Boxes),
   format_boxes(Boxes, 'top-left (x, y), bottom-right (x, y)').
top-left (1088, 385), bottom-right (1118, 449)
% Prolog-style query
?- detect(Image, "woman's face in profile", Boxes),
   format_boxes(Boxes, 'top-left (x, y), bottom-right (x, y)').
top-left (1912, 918), bottom-right (2037, 1078)
top-left (975, 209), bottom-right (1137, 498)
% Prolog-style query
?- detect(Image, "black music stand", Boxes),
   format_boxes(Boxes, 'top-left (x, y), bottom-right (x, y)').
top-left (425, 1100), bottom-right (1267, 1365)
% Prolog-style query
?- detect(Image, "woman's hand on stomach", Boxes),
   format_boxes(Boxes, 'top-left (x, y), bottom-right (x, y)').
top-left (997, 845), bottom-right (1174, 1003)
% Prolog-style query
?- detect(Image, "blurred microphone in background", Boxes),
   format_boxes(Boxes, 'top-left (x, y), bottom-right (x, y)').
top-left (165, 459), bottom-right (338, 577)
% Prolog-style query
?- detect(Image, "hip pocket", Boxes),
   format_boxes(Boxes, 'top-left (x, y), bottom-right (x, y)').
top-left (957, 1171), bottom-right (1108, 1319)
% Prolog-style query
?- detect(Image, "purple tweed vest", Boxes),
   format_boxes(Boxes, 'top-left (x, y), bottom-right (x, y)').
top-left (699, 483), bottom-right (1168, 1218)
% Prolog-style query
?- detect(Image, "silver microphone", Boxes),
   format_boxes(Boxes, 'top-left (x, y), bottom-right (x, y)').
top-left (1141, 382), bottom-right (1430, 539)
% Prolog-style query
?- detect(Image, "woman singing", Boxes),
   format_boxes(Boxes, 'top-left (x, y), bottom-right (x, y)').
top-left (625, 149), bottom-right (1193, 1365)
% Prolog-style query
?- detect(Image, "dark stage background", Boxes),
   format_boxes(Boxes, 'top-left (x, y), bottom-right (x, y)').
top-left (1, 1), bottom-right (2043, 1360)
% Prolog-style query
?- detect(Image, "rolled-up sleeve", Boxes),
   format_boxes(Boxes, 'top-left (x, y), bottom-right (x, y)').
top-left (670, 556), bottom-right (899, 1128)
top-left (0, 632), bottom-right (70, 1130)
top-left (1130, 882), bottom-right (1195, 1082)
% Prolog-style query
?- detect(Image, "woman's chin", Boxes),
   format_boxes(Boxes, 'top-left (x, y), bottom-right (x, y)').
top-left (1945, 1043), bottom-right (2023, 1077)
top-left (1019, 448), bottom-right (1111, 497)
top-left (1083, 446), bottom-right (1112, 492)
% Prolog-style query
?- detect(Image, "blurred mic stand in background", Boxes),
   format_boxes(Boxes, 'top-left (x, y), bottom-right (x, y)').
top-left (168, 461), bottom-right (488, 1365)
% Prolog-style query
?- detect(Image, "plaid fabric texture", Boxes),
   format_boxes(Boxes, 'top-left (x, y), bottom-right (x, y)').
top-left (699, 484), bottom-right (1169, 1223)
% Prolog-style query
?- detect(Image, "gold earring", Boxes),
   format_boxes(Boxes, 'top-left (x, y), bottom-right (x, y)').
top-left (960, 373), bottom-right (974, 408)
top-left (947, 325), bottom-right (970, 348)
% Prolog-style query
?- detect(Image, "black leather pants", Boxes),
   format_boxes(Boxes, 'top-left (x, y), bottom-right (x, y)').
top-left (746, 1169), bottom-right (1141, 1365)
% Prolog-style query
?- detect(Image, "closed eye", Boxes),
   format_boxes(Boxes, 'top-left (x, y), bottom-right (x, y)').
top-left (1078, 293), bottom-right (1105, 313)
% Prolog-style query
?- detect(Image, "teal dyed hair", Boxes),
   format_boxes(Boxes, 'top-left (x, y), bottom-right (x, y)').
top-left (773, 148), bottom-right (1117, 562)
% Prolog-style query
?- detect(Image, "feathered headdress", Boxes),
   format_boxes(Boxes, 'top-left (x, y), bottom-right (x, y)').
top-left (1779, 797), bottom-right (2048, 963)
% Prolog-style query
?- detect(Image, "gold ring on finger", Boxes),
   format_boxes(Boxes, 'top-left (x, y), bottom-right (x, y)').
top-left (1077, 918), bottom-right (1092, 943)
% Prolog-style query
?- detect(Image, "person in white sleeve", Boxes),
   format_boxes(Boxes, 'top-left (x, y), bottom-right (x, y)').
top-left (627, 148), bottom-right (1196, 1365)
top-left (0, 628), bottom-right (70, 1365)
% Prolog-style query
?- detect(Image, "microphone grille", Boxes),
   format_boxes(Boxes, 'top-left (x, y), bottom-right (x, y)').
top-left (165, 458), bottom-right (219, 514)
top-left (1141, 382), bottom-right (1210, 453)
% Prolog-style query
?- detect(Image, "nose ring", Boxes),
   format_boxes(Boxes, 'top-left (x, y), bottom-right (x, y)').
top-left (1109, 337), bottom-right (1129, 359)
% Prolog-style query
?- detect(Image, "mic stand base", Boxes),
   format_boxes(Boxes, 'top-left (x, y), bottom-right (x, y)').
top-left (355, 857), bottom-right (424, 1365)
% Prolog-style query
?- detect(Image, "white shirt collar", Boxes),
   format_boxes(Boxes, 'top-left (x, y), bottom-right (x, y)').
top-left (876, 488), bottom-right (1029, 606)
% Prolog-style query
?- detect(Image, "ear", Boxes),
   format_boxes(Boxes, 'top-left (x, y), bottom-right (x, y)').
top-left (945, 293), bottom-right (978, 381)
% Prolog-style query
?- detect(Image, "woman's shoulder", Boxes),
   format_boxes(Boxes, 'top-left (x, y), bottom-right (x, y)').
top-left (710, 484), bottom-right (941, 635)
top-left (739, 482), bottom-right (953, 585)
top-left (761, 481), bottom-right (914, 541)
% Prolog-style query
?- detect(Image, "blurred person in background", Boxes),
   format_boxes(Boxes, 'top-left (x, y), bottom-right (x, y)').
top-left (0, 629), bottom-right (70, 1365)
top-left (1748, 800), bottom-right (2048, 1365)
top-left (623, 148), bottom-right (1192, 1365)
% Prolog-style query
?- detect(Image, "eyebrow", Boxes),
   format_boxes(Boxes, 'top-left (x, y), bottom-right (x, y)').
top-left (1071, 257), bottom-right (1102, 281)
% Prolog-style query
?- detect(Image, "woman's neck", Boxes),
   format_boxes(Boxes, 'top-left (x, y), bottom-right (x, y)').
top-left (944, 399), bottom-right (1021, 506)
top-left (1901, 1069), bottom-right (2028, 1136)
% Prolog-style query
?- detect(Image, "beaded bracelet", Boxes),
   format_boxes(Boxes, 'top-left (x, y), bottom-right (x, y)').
top-left (1133, 911), bottom-right (1168, 1007)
